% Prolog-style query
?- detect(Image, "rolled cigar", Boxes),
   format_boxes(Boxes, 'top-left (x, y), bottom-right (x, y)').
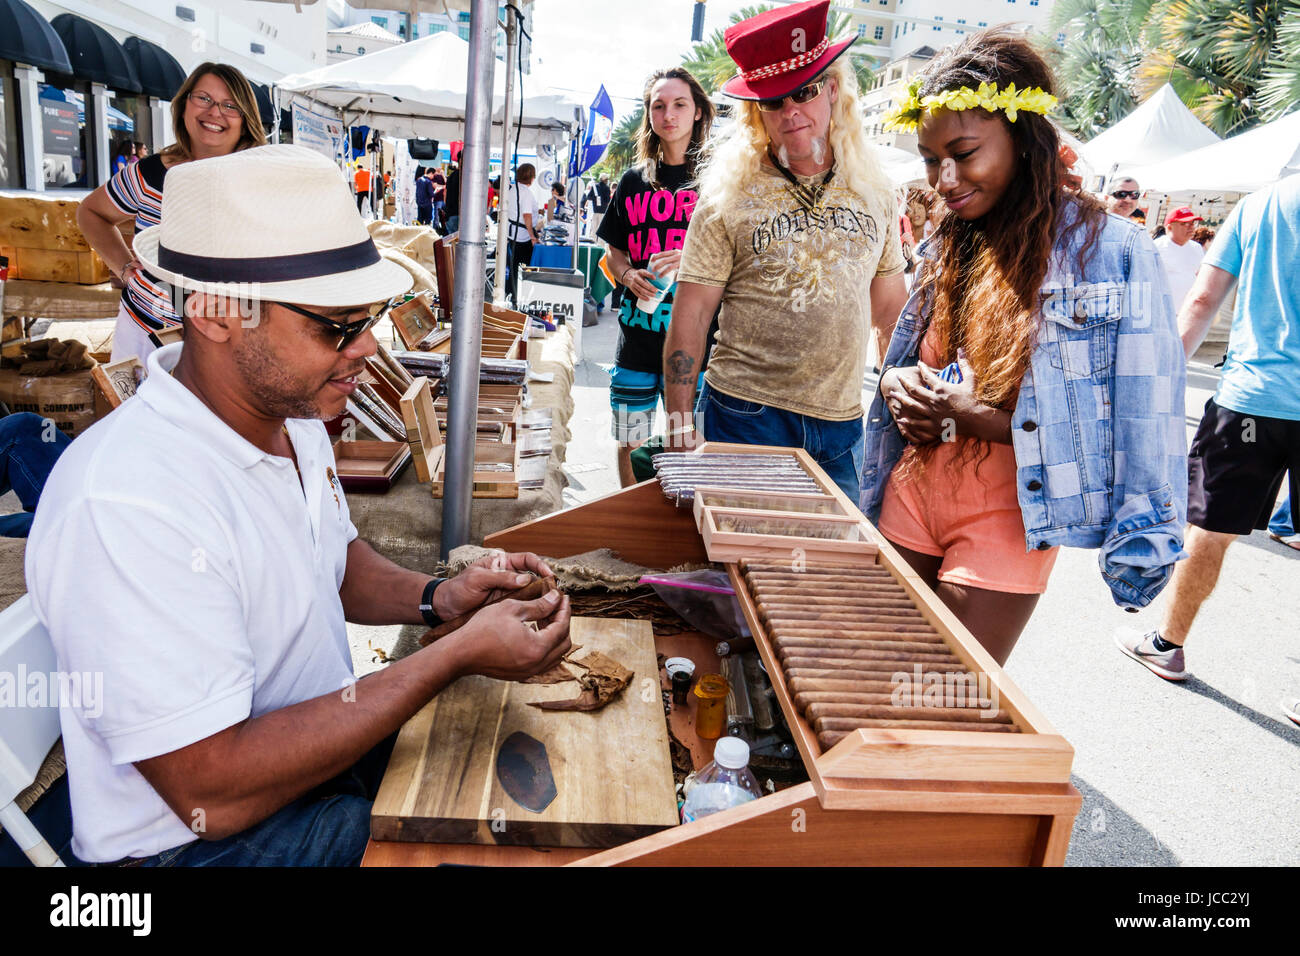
top-left (418, 573), bottom-right (557, 646)
top-left (784, 655), bottom-right (971, 674)
top-left (750, 585), bottom-right (919, 600)
top-left (776, 646), bottom-right (963, 667)
top-left (768, 623), bottom-right (938, 638)
top-left (801, 698), bottom-right (1009, 722)
top-left (762, 615), bottom-right (941, 634)
top-left (813, 716), bottom-right (1019, 736)
top-left (741, 560), bottom-right (891, 576)
top-left (789, 676), bottom-right (906, 695)
top-left (817, 724), bottom-right (1015, 749)
top-left (787, 666), bottom-right (957, 684)
top-left (772, 635), bottom-right (954, 656)
top-left (757, 598), bottom-right (919, 613)
top-left (746, 572), bottom-right (903, 586)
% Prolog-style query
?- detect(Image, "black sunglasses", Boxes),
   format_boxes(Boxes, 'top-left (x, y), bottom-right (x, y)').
top-left (757, 79), bottom-right (825, 112)
top-left (273, 297), bottom-right (397, 351)
top-left (1110, 189), bottom-right (1140, 200)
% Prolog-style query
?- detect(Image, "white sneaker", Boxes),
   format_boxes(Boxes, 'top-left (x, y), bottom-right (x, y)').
top-left (1115, 628), bottom-right (1188, 681)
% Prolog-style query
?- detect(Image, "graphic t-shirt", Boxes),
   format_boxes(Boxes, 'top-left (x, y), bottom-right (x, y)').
top-left (598, 162), bottom-right (698, 374)
top-left (678, 162), bottom-right (905, 420)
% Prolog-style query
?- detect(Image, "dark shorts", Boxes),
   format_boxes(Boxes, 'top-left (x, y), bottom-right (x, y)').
top-left (1187, 397), bottom-right (1300, 535)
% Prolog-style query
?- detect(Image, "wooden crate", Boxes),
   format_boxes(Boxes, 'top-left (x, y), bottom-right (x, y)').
top-left (0, 245), bottom-right (113, 284)
top-left (0, 192), bottom-right (130, 285)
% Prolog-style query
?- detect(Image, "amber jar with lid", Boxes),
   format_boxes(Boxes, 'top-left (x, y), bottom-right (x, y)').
top-left (693, 673), bottom-right (730, 739)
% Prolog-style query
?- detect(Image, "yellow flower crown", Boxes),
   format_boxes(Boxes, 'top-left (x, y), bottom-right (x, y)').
top-left (883, 79), bottom-right (1058, 133)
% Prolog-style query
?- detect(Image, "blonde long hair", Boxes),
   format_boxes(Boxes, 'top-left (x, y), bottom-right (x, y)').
top-left (696, 57), bottom-right (895, 213)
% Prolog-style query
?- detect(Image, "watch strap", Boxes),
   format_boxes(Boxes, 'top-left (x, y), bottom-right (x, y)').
top-left (419, 577), bottom-right (446, 627)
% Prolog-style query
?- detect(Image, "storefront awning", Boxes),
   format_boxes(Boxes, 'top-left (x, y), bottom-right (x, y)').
top-left (123, 36), bottom-right (185, 100)
top-left (0, 0), bottom-right (72, 74)
top-left (50, 12), bottom-right (141, 92)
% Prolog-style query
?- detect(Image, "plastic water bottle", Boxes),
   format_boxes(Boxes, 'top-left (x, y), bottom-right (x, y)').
top-left (681, 737), bottom-right (763, 823)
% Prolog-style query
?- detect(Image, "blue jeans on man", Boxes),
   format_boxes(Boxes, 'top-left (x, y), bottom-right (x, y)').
top-left (106, 734), bottom-right (397, 867)
top-left (694, 381), bottom-right (864, 502)
top-left (0, 412), bottom-right (71, 537)
top-left (1269, 489), bottom-right (1294, 537)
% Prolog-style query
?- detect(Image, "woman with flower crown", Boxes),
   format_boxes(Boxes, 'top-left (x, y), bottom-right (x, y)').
top-left (859, 29), bottom-right (1188, 665)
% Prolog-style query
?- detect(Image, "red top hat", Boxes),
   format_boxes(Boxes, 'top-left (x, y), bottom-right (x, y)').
top-left (721, 0), bottom-right (858, 101)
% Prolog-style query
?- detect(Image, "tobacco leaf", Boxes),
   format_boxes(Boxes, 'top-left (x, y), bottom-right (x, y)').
top-left (529, 651), bottom-right (633, 712)
top-left (418, 574), bottom-right (558, 646)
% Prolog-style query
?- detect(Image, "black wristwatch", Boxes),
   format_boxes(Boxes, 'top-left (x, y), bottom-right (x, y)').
top-left (419, 577), bottom-right (447, 627)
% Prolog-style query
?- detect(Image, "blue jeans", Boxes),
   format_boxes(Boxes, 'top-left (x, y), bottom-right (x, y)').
top-left (695, 381), bottom-right (864, 502)
top-left (0, 412), bottom-right (71, 537)
top-left (119, 734), bottom-right (397, 867)
top-left (1270, 489), bottom-right (1294, 536)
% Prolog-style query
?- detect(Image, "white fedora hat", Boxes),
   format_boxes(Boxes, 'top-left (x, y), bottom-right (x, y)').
top-left (132, 144), bottom-right (412, 306)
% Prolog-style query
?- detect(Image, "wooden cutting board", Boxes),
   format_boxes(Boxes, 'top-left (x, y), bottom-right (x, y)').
top-left (371, 617), bottom-right (679, 848)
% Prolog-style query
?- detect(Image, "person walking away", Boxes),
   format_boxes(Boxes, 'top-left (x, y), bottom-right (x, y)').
top-left (415, 167), bottom-right (435, 226)
top-left (506, 164), bottom-right (540, 308)
top-left (862, 29), bottom-right (1187, 665)
top-left (665, 0), bottom-right (908, 501)
top-left (1118, 175), bottom-right (1300, 683)
top-left (599, 66), bottom-right (716, 487)
top-left (445, 163), bottom-right (461, 234)
top-left (586, 172), bottom-right (612, 237)
top-left (1154, 206), bottom-right (1204, 314)
top-left (77, 62), bottom-right (267, 365)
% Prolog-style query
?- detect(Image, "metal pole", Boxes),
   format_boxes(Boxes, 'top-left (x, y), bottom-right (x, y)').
top-left (440, 0), bottom-right (496, 559)
top-left (570, 111), bottom-right (582, 273)
top-left (493, 7), bottom-right (517, 306)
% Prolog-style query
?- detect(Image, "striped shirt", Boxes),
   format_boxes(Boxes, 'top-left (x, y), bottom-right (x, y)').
top-left (105, 153), bottom-right (176, 334)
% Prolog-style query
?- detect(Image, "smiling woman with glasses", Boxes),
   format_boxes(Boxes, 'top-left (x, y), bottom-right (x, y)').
top-left (76, 62), bottom-right (267, 367)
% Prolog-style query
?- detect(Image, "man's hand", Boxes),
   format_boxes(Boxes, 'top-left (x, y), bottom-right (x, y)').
top-left (445, 589), bottom-right (573, 681)
top-left (647, 249), bottom-right (682, 278)
top-left (622, 268), bottom-right (660, 303)
top-left (434, 550), bottom-right (555, 620)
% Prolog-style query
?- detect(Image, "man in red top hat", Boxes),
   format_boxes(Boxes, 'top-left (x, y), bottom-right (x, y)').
top-left (663, 0), bottom-right (908, 500)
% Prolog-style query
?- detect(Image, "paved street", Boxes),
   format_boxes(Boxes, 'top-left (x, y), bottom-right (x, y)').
top-left (564, 307), bottom-right (1299, 866)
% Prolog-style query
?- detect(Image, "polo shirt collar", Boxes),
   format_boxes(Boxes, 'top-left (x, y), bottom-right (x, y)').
top-left (139, 343), bottom-right (276, 470)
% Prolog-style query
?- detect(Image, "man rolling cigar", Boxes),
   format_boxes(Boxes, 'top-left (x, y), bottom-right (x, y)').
top-left (25, 145), bottom-right (572, 867)
top-left (663, 0), bottom-right (908, 500)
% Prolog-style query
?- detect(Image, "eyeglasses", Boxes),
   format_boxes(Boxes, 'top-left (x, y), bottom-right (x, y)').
top-left (757, 79), bottom-right (825, 112)
top-left (273, 297), bottom-right (397, 352)
top-left (1110, 189), bottom-right (1140, 200)
top-left (188, 91), bottom-right (242, 118)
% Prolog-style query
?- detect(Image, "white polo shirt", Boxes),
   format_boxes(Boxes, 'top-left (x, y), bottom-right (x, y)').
top-left (25, 343), bottom-right (359, 863)
top-left (1154, 233), bottom-right (1205, 314)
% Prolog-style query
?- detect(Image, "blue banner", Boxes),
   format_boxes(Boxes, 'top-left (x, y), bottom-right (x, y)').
top-left (569, 85), bottom-right (614, 179)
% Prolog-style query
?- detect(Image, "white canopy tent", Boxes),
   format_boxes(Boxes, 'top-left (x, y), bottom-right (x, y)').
top-left (1080, 84), bottom-right (1220, 185)
top-left (1126, 110), bottom-right (1300, 194)
top-left (277, 33), bottom-right (581, 147)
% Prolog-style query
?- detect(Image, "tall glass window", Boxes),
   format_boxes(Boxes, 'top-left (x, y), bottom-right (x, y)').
top-left (39, 80), bottom-right (92, 189)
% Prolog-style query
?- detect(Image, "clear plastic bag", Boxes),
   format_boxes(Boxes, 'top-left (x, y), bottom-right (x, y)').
top-left (639, 570), bottom-right (752, 642)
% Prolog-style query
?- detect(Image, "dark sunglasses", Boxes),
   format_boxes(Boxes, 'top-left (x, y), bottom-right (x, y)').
top-left (757, 79), bottom-right (825, 112)
top-left (273, 297), bottom-right (397, 351)
top-left (1110, 189), bottom-right (1140, 200)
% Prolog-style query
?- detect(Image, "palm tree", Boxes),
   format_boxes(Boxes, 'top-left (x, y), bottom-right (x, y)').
top-left (1259, 11), bottom-right (1300, 120)
top-left (1046, 0), bottom-right (1160, 136)
top-left (1139, 0), bottom-right (1291, 134)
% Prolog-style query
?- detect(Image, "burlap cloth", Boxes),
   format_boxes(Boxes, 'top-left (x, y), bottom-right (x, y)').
top-left (367, 221), bottom-right (439, 296)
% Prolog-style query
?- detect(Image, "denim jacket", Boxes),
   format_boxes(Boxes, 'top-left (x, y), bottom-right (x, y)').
top-left (861, 203), bottom-right (1188, 609)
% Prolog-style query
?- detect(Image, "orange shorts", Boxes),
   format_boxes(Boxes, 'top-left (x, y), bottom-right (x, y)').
top-left (877, 447), bottom-right (1059, 595)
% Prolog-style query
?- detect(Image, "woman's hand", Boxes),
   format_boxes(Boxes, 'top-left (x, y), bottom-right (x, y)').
top-left (646, 249), bottom-right (682, 278)
top-left (886, 351), bottom-right (1013, 446)
top-left (881, 365), bottom-right (947, 445)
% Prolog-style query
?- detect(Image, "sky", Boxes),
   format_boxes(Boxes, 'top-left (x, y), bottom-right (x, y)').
top-left (526, 0), bottom-right (759, 124)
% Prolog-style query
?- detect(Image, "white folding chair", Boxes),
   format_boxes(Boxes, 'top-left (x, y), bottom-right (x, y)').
top-left (0, 595), bottom-right (65, 866)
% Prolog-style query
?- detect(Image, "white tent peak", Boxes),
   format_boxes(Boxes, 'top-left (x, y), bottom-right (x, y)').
top-left (327, 21), bottom-right (404, 44)
top-left (1080, 84), bottom-right (1220, 182)
top-left (277, 32), bottom-right (582, 146)
top-left (1127, 109), bottom-right (1300, 194)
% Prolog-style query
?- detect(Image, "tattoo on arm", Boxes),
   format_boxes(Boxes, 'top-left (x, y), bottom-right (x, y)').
top-left (666, 350), bottom-right (695, 385)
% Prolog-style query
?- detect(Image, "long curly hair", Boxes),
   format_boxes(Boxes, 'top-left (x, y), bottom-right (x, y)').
top-left (915, 29), bottom-right (1105, 411)
top-left (634, 67), bottom-right (715, 183)
top-left (695, 56), bottom-right (895, 216)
